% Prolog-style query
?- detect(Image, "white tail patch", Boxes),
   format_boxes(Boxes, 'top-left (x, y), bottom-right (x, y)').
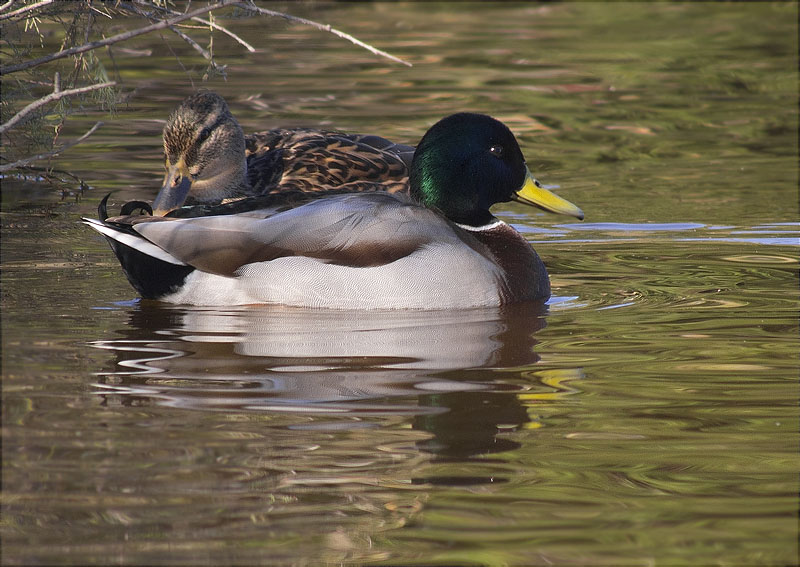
top-left (82, 218), bottom-right (187, 266)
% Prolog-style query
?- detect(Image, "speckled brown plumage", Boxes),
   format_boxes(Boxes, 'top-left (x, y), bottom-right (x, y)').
top-left (152, 92), bottom-right (414, 215)
top-left (244, 128), bottom-right (413, 196)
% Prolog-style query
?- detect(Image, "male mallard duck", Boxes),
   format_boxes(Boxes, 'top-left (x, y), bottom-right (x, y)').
top-left (84, 112), bottom-right (584, 309)
top-left (153, 92), bottom-right (414, 216)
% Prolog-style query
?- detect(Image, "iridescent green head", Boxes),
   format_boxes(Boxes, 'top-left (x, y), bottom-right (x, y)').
top-left (410, 113), bottom-right (583, 226)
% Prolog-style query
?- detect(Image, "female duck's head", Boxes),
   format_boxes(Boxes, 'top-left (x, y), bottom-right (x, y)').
top-left (153, 92), bottom-right (247, 216)
top-left (409, 113), bottom-right (583, 226)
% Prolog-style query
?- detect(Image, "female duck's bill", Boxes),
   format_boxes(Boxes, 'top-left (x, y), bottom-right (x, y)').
top-left (85, 112), bottom-right (584, 309)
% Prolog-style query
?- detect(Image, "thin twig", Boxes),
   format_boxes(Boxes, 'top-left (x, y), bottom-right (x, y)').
top-left (0, 121), bottom-right (104, 172)
top-left (119, 0), bottom-right (213, 61)
top-left (0, 0), bottom-right (237, 75)
top-left (0, 1), bottom-right (17, 12)
top-left (88, 4), bottom-right (113, 19)
top-left (167, 24), bottom-right (214, 62)
top-left (159, 30), bottom-right (194, 86)
top-left (0, 0), bottom-right (55, 21)
top-left (235, 2), bottom-right (412, 67)
top-left (127, 0), bottom-right (409, 67)
top-left (2, 0), bottom-right (410, 75)
top-left (122, 2), bottom-right (255, 55)
top-left (191, 16), bottom-right (255, 52)
top-left (0, 81), bottom-right (116, 134)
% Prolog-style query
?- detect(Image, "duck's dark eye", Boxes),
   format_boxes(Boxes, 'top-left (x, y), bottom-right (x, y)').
top-left (198, 127), bottom-right (212, 143)
top-left (489, 144), bottom-right (504, 158)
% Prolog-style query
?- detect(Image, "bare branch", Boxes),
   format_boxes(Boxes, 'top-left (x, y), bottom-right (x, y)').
top-left (0, 0), bottom-right (56, 21)
top-left (89, 4), bottom-right (113, 20)
top-left (0, 81), bottom-right (117, 134)
top-left (167, 24), bottom-right (214, 63)
top-left (191, 16), bottom-right (255, 52)
top-left (235, 2), bottom-right (412, 67)
top-left (122, 2), bottom-right (253, 55)
top-left (2, 0), bottom-right (410, 75)
top-left (0, 0), bottom-right (237, 75)
top-left (0, 121), bottom-right (104, 172)
top-left (121, 2), bottom-right (228, 75)
top-left (0, 1), bottom-right (18, 12)
top-left (134, 0), bottom-right (255, 53)
top-left (0, 81), bottom-right (116, 134)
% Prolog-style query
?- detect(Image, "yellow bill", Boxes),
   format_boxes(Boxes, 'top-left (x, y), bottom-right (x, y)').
top-left (513, 167), bottom-right (584, 220)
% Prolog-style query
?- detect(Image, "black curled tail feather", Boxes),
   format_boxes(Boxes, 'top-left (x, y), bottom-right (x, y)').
top-left (120, 200), bottom-right (153, 216)
top-left (98, 193), bottom-right (153, 220)
top-left (98, 193), bottom-right (111, 220)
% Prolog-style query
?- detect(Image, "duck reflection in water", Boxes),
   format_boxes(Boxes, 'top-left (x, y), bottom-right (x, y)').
top-left (92, 301), bottom-right (581, 460)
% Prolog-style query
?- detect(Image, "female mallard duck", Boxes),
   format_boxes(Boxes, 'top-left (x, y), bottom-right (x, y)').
top-left (152, 92), bottom-right (414, 216)
top-left (85, 112), bottom-right (584, 309)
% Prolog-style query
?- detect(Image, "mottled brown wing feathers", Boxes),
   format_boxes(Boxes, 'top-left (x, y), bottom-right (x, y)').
top-left (244, 128), bottom-right (413, 195)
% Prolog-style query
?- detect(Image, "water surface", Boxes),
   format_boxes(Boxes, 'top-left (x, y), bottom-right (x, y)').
top-left (2, 3), bottom-right (798, 565)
